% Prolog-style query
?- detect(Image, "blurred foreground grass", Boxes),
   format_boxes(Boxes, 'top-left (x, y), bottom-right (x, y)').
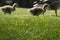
top-left (0, 8), bottom-right (60, 40)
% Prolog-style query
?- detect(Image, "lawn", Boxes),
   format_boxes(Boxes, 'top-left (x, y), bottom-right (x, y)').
top-left (0, 8), bottom-right (60, 40)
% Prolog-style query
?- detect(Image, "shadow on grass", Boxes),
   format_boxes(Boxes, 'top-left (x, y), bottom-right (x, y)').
top-left (51, 14), bottom-right (60, 18)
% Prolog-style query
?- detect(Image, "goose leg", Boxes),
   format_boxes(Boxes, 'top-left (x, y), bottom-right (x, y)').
top-left (4, 12), bottom-right (6, 14)
top-left (42, 12), bottom-right (45, 16)
top-left (9, 12), bottom-right (11, 14)
top-left (55, 9), bottom-right (57, 16)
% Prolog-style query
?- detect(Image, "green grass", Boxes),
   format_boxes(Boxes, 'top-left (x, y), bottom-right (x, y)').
top-left (0, 8), bottom-right (60, 40)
